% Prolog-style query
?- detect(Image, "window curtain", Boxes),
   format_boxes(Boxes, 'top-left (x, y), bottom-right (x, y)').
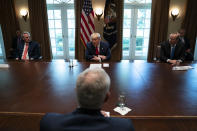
top-left (28, 0), bottom-right (52, 60)
top-left (181, 0), bottom-right (197, 53)
top-left (75, 0), bottom-right (123, 61)
top-left (0, 0), bottom-right (20, 58)
top-left (111, 0), bottom-right (123, 61)
top-left (147, 0), bottom-right (170, 62)
top-left (74, 0), bottom-right (84, 61)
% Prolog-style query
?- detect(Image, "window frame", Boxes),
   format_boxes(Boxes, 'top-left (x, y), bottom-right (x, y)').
top-left (122, 3), bottom-right (151, 60)
top-left (47, 2), bottom-right (75, 59)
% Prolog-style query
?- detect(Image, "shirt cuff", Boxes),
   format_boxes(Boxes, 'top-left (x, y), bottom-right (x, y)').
top-left (167, 59), bottom-right (170, 62)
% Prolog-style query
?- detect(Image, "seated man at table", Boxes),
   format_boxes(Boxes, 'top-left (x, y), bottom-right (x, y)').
top-left (40, 68), bottom-right (134, 131)
top-left (16, 32), bottom-right (40, 60)
top-left (160, 33), bottom-right (185, 66)
top-left (85, 33), bottom-right (111, 62)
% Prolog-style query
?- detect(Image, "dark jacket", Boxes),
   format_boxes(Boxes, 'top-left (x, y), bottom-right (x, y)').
top-left (85, 41), bottom-right (111, 61)
top-left (40, 108), bottom-right (135, 131)
top-left (16, 41), bottom-right (40, 60)
top-left (160, 40), bottom-right (185, 62)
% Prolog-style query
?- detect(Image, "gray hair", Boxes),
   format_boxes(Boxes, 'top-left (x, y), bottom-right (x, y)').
top-left (23, 31), bottom-right (31, 37)
top-left (91, 33), bottom-right (101, 40)
top-left (76, 68), bottom-right (110, 109)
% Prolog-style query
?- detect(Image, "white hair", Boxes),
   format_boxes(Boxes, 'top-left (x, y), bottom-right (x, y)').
top-left (91, 33), bottom-right (101, 40)
top-left (23, 31), bottom-right (31, 37)
top-left (76, 68), bottom-right (110, 109)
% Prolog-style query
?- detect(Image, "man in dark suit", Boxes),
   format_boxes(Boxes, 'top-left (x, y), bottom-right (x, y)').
top-left (40, 68), bottom-right (135, 131)
top-left (9, 30), bottom-right (22, 58)
top-left (16, 32), bottom-right (40, 60)
top-left (160, 33), bottom-right (185, 66)
top-left (85, 33), bottom-right (111, 62)
top-left (178, 28), bottom-right (193, 60)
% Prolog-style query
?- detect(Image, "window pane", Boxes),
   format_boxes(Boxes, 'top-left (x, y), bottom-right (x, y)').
top-left (123, 37), bottom-right (130, 56)
top-left (68, 29), bottom-right (75, 38)
top-left (55, 20), bottom-right (62, 28)
top-left (145, 0), bottom-right (152, 3)
top-left (123, 19), bottom-right (131, 28)
top-left (136, 29), bottom-right (143, 37)
top-left (46, 0), bottom-right (53, 4)
top-left (137, 18), bottom-right (145, 28)
top-left (144, 29), bottom-right (150, 38)
top-left (145, 19), bottom-right (150, 28)
top-left (123, 29), bottom-right (130, 37)
top-left (67, 10), bottom-right (75, 18)
top-left (49, 20), bottom-right (54, 28)
top-left (48, 10), bottom-right (54, 19)
top-left (146, 9), bottom-right (151, 18)
top-left (50, 29), bottom-right (55, 38)
top-left (55, 29), bottom-right (62, 38)
top-left (67, 20), bottom-right (75, 28)
top-left (124, 9), bottom-right (131, 19)
top-left (54, 10), bottom-right (61, 19)
top-left (138, 9), bottom-right (146, 18)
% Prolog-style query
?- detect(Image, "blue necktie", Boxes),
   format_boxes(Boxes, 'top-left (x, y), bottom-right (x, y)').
top-left (170, 46), bottom-right (175, 59)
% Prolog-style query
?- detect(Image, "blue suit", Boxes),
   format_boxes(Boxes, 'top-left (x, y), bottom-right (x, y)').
top-left (40, 108), bottom-right (135, 131)
top-left (16, 41), bottom-right (40, 60)
top-left (85, 41), bottom-right (111, 61)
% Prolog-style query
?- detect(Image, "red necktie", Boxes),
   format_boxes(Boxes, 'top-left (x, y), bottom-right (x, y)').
top-left (22, 44), bottom-right (29, 60)
top-left (95, 46), bottom-right (99, 55)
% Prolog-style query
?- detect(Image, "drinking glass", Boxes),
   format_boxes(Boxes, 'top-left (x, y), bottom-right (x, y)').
top-left (118, 94), bottom-right (126, 110)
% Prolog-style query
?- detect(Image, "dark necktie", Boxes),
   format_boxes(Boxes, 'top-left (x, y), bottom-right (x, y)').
top-left (170, 46), bottom-right (175, 59)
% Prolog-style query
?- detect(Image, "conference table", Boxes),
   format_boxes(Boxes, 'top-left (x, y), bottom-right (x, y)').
top-left (0, 60), bottom-right (197, 117)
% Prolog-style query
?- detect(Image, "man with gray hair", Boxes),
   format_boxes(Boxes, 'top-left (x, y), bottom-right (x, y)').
top-left (85, 33), bottom-right (111, 62)
top-left (40, 68), bottom-right (134, 131)
top-left (160, 33), bottom-right (185, 66)
top-left (16, 32), bottom-right (40, 60)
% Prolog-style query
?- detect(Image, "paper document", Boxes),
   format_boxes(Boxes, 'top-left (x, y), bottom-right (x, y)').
top-left (0, 64), bottom-right (9, 68)
top-left (103, 63), bottom-right (109, 67)
top-left (172, 66), bottom-right (194, 71)
top-left (89, 64), bottom-right (102, 69)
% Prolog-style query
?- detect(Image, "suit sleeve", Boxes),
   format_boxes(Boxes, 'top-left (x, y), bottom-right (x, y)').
top-left (30, 42), bottom-right (41, 59)
top-left (85, 43), bottom-right (94, 60)
top-left (160, 42), bottom-right (168, 62)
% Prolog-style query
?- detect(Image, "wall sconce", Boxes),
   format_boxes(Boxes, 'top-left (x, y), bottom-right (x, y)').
top-left (171, 8), bottom-right (179, 21)
top-left (20, 9), bottom-right (28, 22)
top-left (95, 8), bottom-right (103, 21)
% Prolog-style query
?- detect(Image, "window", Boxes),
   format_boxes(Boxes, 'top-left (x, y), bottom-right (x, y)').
top-left (123, 0), bottom-right (152, 60)
top-left (0, 25), bottom-right (5, 59)
top-left (46, 0), bottom-right (75, 59)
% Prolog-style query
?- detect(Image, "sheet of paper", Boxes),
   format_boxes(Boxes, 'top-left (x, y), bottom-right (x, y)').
top-left (89, 64), bottom-right (102, 69)
top-left (113, 106), bottom-right (132, 115)
top-left (0, 64), bottom-right (9, 68)
top-left (172, 66), bottom-right (194, 71)
top-left (103, 63), bottom-right (109, 67)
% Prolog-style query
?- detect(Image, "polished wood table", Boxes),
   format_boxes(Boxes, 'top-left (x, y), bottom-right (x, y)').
top-left (0, 60), bottom-right (197, 116)
top-left (0, 60), bottom-right (197, 130)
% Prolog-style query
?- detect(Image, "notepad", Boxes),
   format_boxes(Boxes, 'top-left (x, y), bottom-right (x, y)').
top-left (172, 66), bottom-right (194, 71)
top-left (89, 64), bottom-right (102, 69)
top-left (0, 64), bottom-right (9, 68)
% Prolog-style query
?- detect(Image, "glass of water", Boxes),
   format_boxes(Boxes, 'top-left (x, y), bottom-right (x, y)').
top-left (118, 94), bottom-right (126, 110)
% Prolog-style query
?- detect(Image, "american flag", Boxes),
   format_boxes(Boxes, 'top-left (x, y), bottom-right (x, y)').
top-left (80, 0), bottom-right (95, 47)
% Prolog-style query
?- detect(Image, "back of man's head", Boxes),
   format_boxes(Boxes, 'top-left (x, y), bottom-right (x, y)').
top-left (76, 68), bottom-right (110, 109)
